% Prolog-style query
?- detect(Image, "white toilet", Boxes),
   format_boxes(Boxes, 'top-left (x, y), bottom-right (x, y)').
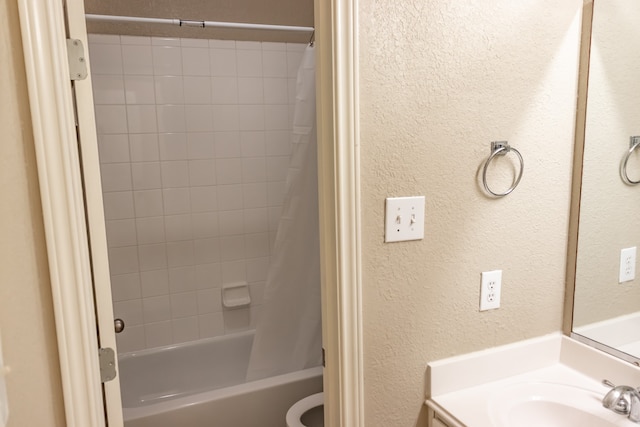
top-left (286, 392), bottom-right (324, 427)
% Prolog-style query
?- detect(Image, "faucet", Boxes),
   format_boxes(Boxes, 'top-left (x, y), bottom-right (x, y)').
top-left (602, 380), bottom-right (640, 422)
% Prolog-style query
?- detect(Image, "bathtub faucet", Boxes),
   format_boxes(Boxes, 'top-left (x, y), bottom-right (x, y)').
top-left (602, 380), bottom-right (640, 422)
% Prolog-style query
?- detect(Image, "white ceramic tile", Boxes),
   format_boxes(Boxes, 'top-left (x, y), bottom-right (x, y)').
top-left (168, 266), bottom-right (196, 293)
top-left (106, 219), bottom-right (137, 247)
top-left (215, 158), bottom-right (242, 185)
top-left (264, 105), bottom-right (289, 130)
top-left (198, 312), bottom-right (224, 338)
top-left (154, 76), bottom-right (184, 104)
top-left (108, 246), bottom-right (139, 275)
top-left (124, 75), bottom-right (156, 104)
top-left (185, 105), bottom-right (213, 132)
top-left (218, 210), bottom-right (244, 236)
top-left (194, 238), bottom-right (221, 264)
top-left (131, 162), bottom-right (161, 190)
top-left (181, 38), bottom-right (209, 48)
top-left (92, 75), bottom-right (125, 104)
top-left (214, 131), bottom-right (241, 158)
top-left (161, 161), bottom-right (189, 188)
top-left (242, 157), bottom-right (267, 183)
top-left (164, 214), bottom-right (193, 242)
top-left (266, 156), bottom-right (290, 182)
top-left (120, 35), bottom-right (151, 45)
top-left (236, 50), bottom-right (262, 77)
top-left (88, 34), bottom-right (121, 45)
top-left (88, 43), bottom-right (123, 75)
top-left (138, 243), bottom-right (168, 271)
top-left (191, 212), bottom-right (219, 238)
top-left (152, 37), bottom-right (181, 47)
top-left (242, 183), bottom-right (268, 208)
top-left (101, 163), bottom-right (132, 192)
top-left (153, 46), bottom-right (183, 75)
top-left (237, 78), bottom-right (264, 104)
top-left (188, 159), bottom-right (217, 186)
top-left (197, 288), bottom-right (222, 314)
top-left (135, 217), bottom-right (166, 244)
top-left (212, 105), bottom-right (239, 131)
top-left (140, 269), bottom-right (170, 298)
top-left (163, 187), bottom-right (191, 215)
top-left (103, 191), bottom-right (135, 220)
top-left (223, 308), bottom-right (250, 333)
top-left (195, 263), bottom-right (222, 290)
top-left (249, 305), bottom-right (263, 329)
top-left (217, 184), bottom-right (244, 211)
top-left (287, 50), bottom-right (304, 77)
top-left (240, 131), bottom-right (266, 157)
top-left (269, 231), bottom-right (277, 251)
top-left (187, 132), bottom-right (215, 159)
top-left (219, 235), bottom-right (244, 261)
top-left (144, 321), bottom-right (173, 348)
top-left (287, 78), bottom-right (297, 104)
top-left (170, 292), bottom-right (198, 318)
top-left (166, 241), bottom-right (194, 267)
top-left (237, 41), bottom-right (262, 50)
top-left (184, 76), bottom-right (212, 104)
top-left (97, 134), bottom-right (130, 164)
top-left (127, 105), bottom-right (158, 133)
top-left (286, 43), bottom-right (306, 52)
top-left (267, 206), bottom-right (282, 231)
top-left (243, 208), bottom-right (268, 234)
top-left (246, 257), bottom-right (269, 282)
top-left (210, 48), bottom-right (237, 76)
top-left (110, 272), bottom-right (141, 302)
top-left (129, 133), bottom-right (159, 162)
top-left (209, 40), bottom-right (235, 49)
top-left (156, 105), bottom-right (186, 133)
top-left (263, 42), bottom-right (286, 51)
top-left (265, 130), bottom-right (291, 156)
top-left (262, 50), bottom-right (288, 77)
top-left (133, 189), bottom-right (164, 217)
top-left (249, 282), bottom-right (266, 305)
top-left (190, 186), bottom-right (218, 212)
top-left (116, 325), bottom-right (146, 353)
top-left (95, 105), bottom-right (128, 134)
top-left (238, 105), bottom-right (265, 131)
top-left (211, 77), bottom-right (238, 105)
top-left (182, 47), bottom-right (210, 76)
top-left (267, 181), bottom-right (286, 207)
top-left (221, 260), bottom-right (247, 283)
top-left (244, 233), bottom-right (270, 258)
top-left (172, 316), bottom-right (199, 343)
top-left (122, 45), bottom-right (154, 75)
top-left (263, 78), bottom-right (288, 104)
top-left (158, 133), bottom-right (188, 160)
top-left (113, 299), bottom-right (144, 326)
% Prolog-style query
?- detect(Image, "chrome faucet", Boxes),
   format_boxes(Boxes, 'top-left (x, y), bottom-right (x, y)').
top-left (602, 380), bottom-right (640, 422)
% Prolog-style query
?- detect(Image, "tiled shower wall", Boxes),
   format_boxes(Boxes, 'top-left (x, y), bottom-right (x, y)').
top-left (87, 34), bottom-right (306, 353)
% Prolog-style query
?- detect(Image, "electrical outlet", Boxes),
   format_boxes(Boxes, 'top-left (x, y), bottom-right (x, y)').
top-left (384, 196), bottom-right (425, 242)
top-left (480, 270), bottom-right (502, 311)
top-left (619, 247), bottom-right (636, 283)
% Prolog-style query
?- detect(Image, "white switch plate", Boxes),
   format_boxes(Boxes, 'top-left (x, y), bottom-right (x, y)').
top-left (619, 247), bottom-right (636, 283)
top-left (480, 270), bottom-right (502, 311)
top-left (384, 196), bottom-right (425, 242)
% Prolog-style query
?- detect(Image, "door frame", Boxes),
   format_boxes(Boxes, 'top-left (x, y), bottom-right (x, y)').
top-left (17, 0), bottom-right (363, 426)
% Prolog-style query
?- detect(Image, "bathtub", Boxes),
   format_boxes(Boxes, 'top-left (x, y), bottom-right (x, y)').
top-left (119, 330), bottom-right (323, 427)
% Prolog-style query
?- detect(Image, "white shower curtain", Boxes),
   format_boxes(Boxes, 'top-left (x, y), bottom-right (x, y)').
top-left (245, 45), bottom-right (321, 381)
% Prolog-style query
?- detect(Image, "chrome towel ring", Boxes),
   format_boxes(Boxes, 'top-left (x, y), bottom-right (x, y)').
top-left (621, 136), bottom-right (640, 186)
top-left (482, 141), bottom-right (524, 197)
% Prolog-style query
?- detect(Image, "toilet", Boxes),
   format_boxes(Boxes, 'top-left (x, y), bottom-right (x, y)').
top-left (286, 392), bottom-right (324, 427)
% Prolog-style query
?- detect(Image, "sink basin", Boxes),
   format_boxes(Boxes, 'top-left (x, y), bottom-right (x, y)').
top-left (489, 382), bottom-right (629, 427)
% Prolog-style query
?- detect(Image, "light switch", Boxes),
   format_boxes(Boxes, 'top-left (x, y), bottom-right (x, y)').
top-left (384, 196), bottom-right (425, 242)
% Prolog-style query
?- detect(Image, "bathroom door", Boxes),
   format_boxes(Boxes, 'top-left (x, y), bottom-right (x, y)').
top-left (64, 0), bottom-right (125, 425)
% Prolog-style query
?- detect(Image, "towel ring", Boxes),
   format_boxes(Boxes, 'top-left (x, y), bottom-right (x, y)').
top-left (621, 136), bottom-right (640, 185)
top-left (482, 141), bottom-right (524, 197)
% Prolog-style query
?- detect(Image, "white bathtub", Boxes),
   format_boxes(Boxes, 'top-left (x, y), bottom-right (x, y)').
top-left (119, 330), bottom-right (323, 427)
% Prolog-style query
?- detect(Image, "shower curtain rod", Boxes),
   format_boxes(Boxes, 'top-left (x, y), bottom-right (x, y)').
top-left (85, 14), bottom-right (314, 33)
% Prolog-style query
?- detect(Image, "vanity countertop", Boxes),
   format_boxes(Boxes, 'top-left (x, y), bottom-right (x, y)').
top-left (426, 333), bottom-right (640, 427)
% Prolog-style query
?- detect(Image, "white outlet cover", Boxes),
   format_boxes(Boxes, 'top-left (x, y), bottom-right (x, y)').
top-left (384, 196), bottom-right (425, 242)
top-left (480, 270), bottom-right (502, 311)
top-left (619, 246), bottom-right (636, 283)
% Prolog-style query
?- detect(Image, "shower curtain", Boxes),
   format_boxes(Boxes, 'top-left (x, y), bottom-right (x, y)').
top-left (245, 45), bottom-right (321, 381)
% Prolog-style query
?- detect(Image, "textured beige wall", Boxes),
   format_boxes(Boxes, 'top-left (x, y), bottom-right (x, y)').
top-left (573, 0), bottom-right (640, 327)
top-left (358, 1), bottom-right (582, 425)
top-left (0, 0), bottom-right (66, 426)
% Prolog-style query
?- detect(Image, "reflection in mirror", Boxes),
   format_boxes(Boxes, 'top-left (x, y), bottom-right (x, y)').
top-left (572, 0), bottom-right (640, 362)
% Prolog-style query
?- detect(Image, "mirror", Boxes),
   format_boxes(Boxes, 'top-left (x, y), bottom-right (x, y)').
top-left (571, 0), bottom-right (640, 363)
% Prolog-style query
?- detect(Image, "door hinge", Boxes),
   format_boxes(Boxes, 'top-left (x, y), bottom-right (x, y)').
top-left (322, 347), bottom-right (326, 367)
top-left (66, 38), bottom-right (88, 81)
top-left (98, 347), bottom-right (117, 383)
